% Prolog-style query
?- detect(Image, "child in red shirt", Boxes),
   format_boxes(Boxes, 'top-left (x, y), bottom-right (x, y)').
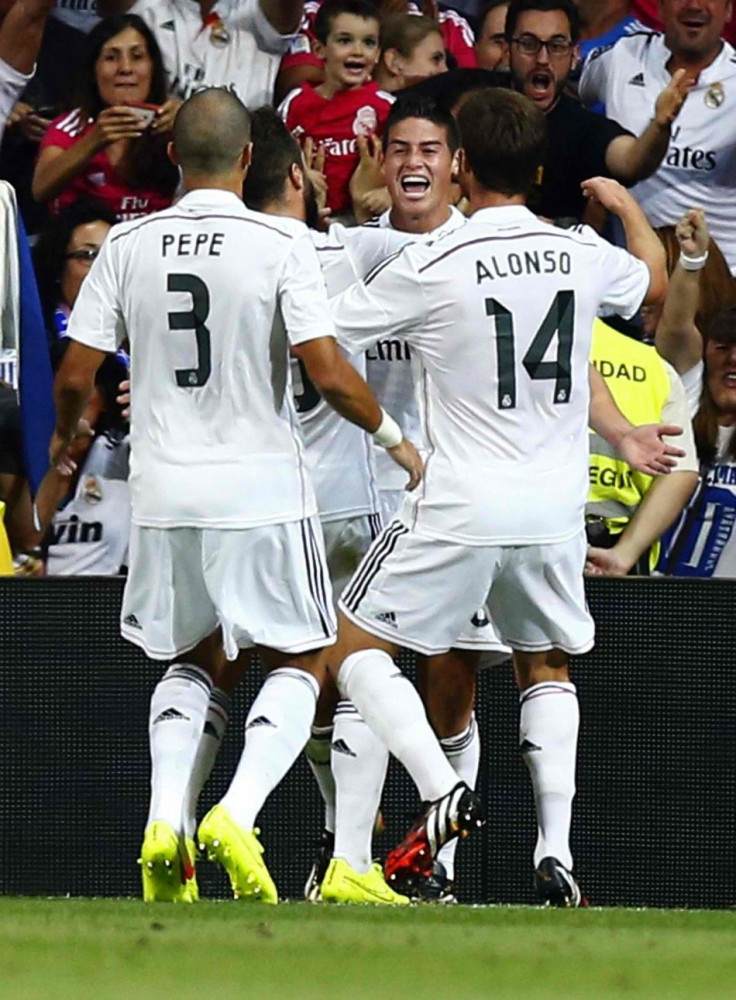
top-left (279, 0), bottom-right (394, 218)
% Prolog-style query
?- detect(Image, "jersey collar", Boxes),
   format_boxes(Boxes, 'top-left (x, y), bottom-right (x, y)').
top-left (468, 204), bottom-right (536, 226)
top-left (176, 189), bottom-right (244, 209)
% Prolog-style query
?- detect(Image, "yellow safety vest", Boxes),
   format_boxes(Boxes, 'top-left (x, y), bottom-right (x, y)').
top-left (588, 319), bottom-right (671, 541)
top-left (0, 500), bottom-right (13, 575)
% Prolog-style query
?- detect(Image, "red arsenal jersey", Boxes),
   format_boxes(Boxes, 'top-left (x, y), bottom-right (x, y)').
top-left (279, 81), bottom-right (394, 214)
top-left (40, 110), bottom-right (174, 222)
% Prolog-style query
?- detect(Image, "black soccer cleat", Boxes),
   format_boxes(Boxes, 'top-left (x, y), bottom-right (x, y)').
top-left (383, 783), bottom-right (483, 887)
top-left (304, 828), bottom-right (334, 902)
top-left (392, 859), bottom-right (458, 903)
top-left (534, 856), bottom-right (584, 908)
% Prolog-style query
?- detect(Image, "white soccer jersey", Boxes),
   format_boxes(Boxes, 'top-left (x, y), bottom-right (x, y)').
top-left (131, 0), bottom-right (295, 105)
top-left (67, 189), bottom-right (332, 529)
top-left (579, 32), bottom-right (736, 273)
top-left (45, 434), bottom-right (131, 576)
top-left (364, 206), bottom-right (466, 491)
top-left (298, 223), bottom-right (409, 522)
top-left (0, 56), bottom-right (33, 148)
top-left (330, 205), bottom-right (649, 546)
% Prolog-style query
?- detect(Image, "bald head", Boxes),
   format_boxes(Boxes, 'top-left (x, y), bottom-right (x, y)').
top-left (172, 88), bottom-right (252, 177)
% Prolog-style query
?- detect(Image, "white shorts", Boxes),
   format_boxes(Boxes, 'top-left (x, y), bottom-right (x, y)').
top-left (339, 521), bottom-right (593, 657)
top-left (378, 489), bottom-right (404, 526)
top-left (122, 517), bottom-right (336, 661)
top-left (321, 513), bottom-right (383, 602)
top-left (453, 606), bottom-right (512, 665)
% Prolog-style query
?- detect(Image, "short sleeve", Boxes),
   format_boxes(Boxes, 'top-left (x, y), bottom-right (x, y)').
top-left (235, 0), bottom-right (298, 54)
top-left (66, 238), bottom-right (126, 353)
top-left (278, 231), bottom-right (336, 346)
top-left (583, 228), bottom-right (650, 319)
top-left (579, 45), bottom-right (612, 106)
top-left (39, 112), bottom-right (85, 153)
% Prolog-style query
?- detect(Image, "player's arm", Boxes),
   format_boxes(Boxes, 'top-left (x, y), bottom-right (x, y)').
top-left (586, 467), bottom-right (699, 576)
top-left (51, 341), bottom-right (107, 471)
top-left (603, 70), bottom-right (692, 184)
top-left (589, 363), bottom-right (685, 476)
top-left (0, 0), bottom-right (54, 75)
top-left (260, 0), bottom-right (304, 33)
top-left (581, 176), bottom-right (667, 306)
top-left (292, 335), bottom-right (422, 490)
top-left (655, 208), bottom-right (708, 376)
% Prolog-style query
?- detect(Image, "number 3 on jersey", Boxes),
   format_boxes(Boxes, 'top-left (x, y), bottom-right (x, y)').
top-left (486, 290), bottom-right (574, 409)
top-left (167, 273), bottom-right (211, 387)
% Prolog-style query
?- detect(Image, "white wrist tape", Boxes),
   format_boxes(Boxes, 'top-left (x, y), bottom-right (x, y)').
top-left (372, 409), bottom-right (403, 449)
top-left (679, 250), bottom-right (709, 271)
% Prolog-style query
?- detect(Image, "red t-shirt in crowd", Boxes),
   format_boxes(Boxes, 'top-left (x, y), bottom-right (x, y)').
top-left (631, 0), bottom-right (736, 46)
top-left (280, 1), bottom-right (476, 76)
top-left (40, 110), bottom-right (174, 222)
top-left (279, 81), bottom-right (394, 214)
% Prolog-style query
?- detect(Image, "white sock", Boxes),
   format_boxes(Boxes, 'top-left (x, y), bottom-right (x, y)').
top-left (435, 715), bottom-right (481, 880)
top-left (519, 681), bottom-right (579, 870)
top-left (220, 667), bottom-right (319, 830)
top-left (337, 649), bottom-right (458, 802)
top-left (183, 687), bottom-right (231, 840)
top-left (332, 700), bottom-right (389, 874)
top-left (305, 724), bottom-right (336, 833)
top-left (147, 664), bottom-right (212, 833)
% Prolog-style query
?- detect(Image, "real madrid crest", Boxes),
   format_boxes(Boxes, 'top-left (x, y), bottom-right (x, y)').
top-left (705, 81), bottom-right (725, 109)
top-left (207, 15), bottom-right (230, 47)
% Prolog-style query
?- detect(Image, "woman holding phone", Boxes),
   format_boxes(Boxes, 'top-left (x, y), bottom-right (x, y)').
top-left (32, 14), bottom-right (179, 222)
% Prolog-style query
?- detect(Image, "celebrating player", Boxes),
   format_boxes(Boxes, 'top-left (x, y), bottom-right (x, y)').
top-left (48, 86), bottom-right (421, 904)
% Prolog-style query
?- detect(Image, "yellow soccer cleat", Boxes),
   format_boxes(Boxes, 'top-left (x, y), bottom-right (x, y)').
top-left (139, 820), bottom-right (197, 903)
top-left (198, 805), bottom-right (278, 904)
top-left (181, 837), bottom-right (200, 902)
top-left (321, 859), bottom-right (411, 905)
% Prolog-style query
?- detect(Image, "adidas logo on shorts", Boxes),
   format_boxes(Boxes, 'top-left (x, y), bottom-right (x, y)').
top-left (375, 610), bottom-right (398, 626)
top-left (123, 613), bottom-right (142, 629)
top-left (628, 72), bottom-right (645, 87)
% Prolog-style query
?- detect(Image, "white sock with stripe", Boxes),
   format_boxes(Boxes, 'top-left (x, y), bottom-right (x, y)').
top-left (519, 681), bottom-right (579, 870)
top-left (435, 715), bottom-right (481, 880)
top-left (183, 687), bottom-right (231, 841)
top-left (305, 724), bottom-right (336, 833)
top-left (331, 701), bottom-right (389, 874)
top-left (220, 667), bottom-right (319, 830)
top-left (147, 664), bottom-right (212, 833)
top-left (337, 649), bottom-right (458, 803)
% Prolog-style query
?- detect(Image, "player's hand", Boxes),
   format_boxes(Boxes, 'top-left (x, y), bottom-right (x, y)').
top-left (675, 207), bottom-right (709, 258)
top-left (350, 134), bottom-right (387, 223)
top-left (387, 437), bottom-right (423, 491)
top-left (152, 98), bottom-right (182, 134)
top-left (581, 176), bottom-right (635, 216)
top-left (303, 136), bottom-right (330, 227)
top-left (654, 68), bottom-right (694, 127)
top-left (618, 423), bottom-right (685, 476)
top-left (90, 106), bottom-right (145, 149)
top-left (117, 378), bottom-right (131, 420)
top-left (585, 546), bottom-right (632, 577)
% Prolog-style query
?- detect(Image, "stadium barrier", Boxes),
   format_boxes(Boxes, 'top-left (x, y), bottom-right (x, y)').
top-left (1, 576), bottom-right (733, 908)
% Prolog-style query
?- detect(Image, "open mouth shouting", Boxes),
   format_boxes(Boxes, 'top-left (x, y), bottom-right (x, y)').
top-left (526, 68), bottom-right (556, 105)
top-left (399, 174), bottom-right (431, 200)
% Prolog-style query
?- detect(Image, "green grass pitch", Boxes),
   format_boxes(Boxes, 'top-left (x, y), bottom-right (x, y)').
top-left (1, 898), bottom-right (734, 1000)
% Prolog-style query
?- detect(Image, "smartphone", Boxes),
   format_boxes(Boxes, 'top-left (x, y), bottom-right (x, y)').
top-left (126, 101), bottom-right (159, 127)
top-left (35, 105), bottom-right (59, 120)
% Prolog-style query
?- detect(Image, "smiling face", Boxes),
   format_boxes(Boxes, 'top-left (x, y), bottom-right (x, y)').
top-left (660, 0), bottom-right (732, 61)
top-left (95, 26), bottom-right (154, 108)
top-left (315, 13), bottom-right (381, 93)
top-left (509, 9), bottom-right (579, 111)
top-left (705, 334), bottom-right (736, 422)
top-left (383, 116), bottom-right (456, 231)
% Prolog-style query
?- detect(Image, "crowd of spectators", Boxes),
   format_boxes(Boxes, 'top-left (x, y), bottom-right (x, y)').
top-left (1, 0), bottom-right (736, 581)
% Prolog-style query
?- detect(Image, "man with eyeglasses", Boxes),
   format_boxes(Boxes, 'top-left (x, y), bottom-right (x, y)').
top-left (505, 0), bottom-right (691, 222)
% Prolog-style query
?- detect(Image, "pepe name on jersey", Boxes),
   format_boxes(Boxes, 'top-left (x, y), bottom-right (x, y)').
top-left (475, 248), bottom-right (572, 282)
top-left (161, 232), bottom-right (225, 257)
